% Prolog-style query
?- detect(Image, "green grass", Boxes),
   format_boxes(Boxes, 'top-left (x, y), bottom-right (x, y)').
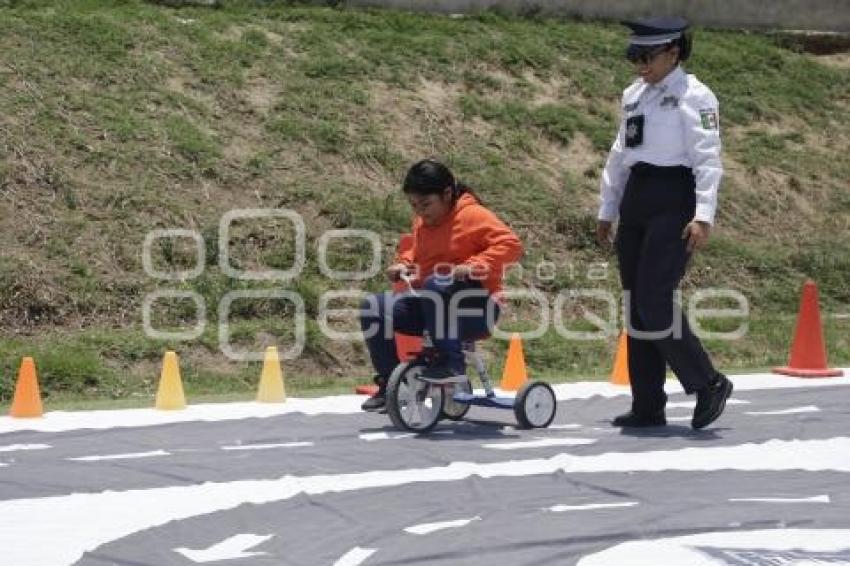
top-left (0, 1), bottom-right (848, 408)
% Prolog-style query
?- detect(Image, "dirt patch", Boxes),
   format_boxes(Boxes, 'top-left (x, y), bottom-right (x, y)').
top-left (525, 133), bottom-right (602, 207)
top-left (242, 76), bottom-right (277, 115)
top-left (164, 74), bottom-right (216, 108)
top-left (369, 78), bottom-right (479, 159)
top-left (815, 52), bottom-right (850, 69)
top-left (520, 70), bottom-right (573, 106)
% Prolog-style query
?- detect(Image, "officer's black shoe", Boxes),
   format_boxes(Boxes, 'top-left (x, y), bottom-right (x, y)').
top-left (692, 373), bottom-right (733, 430)
top-left (612, 410), bottom-right (667, 427)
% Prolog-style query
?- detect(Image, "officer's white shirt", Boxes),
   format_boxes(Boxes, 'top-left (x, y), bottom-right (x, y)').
top-left (598, 65), bottom-right (723, 224)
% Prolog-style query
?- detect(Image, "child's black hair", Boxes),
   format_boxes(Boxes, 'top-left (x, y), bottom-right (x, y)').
top-left (402, 159), bottom-right (481, 203)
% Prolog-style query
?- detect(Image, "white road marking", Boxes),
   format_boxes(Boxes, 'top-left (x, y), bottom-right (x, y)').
top-left (666, 399), bottom-right (750, 409)
top-left (483, 438), bottom-right (597, 450)
top-left (359, 432), bottom-right (415, 441)
top-left (548, 424), bottom-right (583, 430)
top-left (0, 444), bottom-right (51, 452)
top-left (404, 516), bottom-right (481, 535)
top-left (220, 442), bottom-right (313, 451)
top-left (667, 416), bottom-right (692, 423)
top-left (68, 450), bottom-right (170, 462)
top-left (333, 547), bottom-right (377, 566)
top-left (729, 495), bottom-right (830, 504)
top-left (2, 370), bottom-right (847, 433)
top-left (745, 405), bottom-right (820, 416)
top-left (577, 529), bottom-right (850, 566)
top-left (5, 437), bottom-right (849, 565)
top-left (545, 502), bottom-right (638, 513)
top-left (174, 534), bottom-right (273, 563)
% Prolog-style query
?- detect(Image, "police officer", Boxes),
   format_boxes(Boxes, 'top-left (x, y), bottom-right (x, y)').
top-left (597, 17), bottom-right (733, 429)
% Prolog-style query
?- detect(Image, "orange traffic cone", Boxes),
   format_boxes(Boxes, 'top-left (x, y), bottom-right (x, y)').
top-left (355, 384), bottom-right (379, 396)
top-left (610, 330), bottom-right (630, 385)
top-left (10, 357), bottom-right (43, 418)
top-left (773, 279), bottom-right (844, 378)
top-left (500, 333), bottom-right (528, 391)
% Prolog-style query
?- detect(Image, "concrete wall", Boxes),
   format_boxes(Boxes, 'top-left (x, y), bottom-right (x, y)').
top-left (341, 0), bottom-right (850, 32)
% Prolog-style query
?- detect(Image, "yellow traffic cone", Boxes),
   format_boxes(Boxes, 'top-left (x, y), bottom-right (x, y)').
top-left (10, 357), bottom-right (43, 418)
top-left (610, 330), bottom-right (630, 386)
top-left (155, 351), bottom-right (186, 410)
top-left (500, 333), bottom-right (528, 391)
top-left (257, 346), bottom-right (286, 403)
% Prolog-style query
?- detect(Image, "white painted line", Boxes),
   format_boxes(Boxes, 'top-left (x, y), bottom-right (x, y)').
top-left (2, 369), bottom-right (849, 433)
top-left (220, 442), bottom-right (313, 451)
top-left (729, 495), bottom-right (830, 504)
top-left (0, 444), bottom-right (51, 452)
top-left (483, 438), bottom-right (597, 450)
top-left (546, 502), bottom-right (638, 513)
top-left (745, 406), bottom-right (820, 416)
top-left (667, 416), bottom-right (692, 423)
top-left (175, 534), bottom-right (273, 563)
top-left (68, 450), bottom-right (170, 462)
top-left (0, 396), bottom-right (370, 434)
top-left (333, 547), bottom-right (377, 566)
top-left (551, 371), bottom-right (850, 403)
top-left (404, 516), bottom-right (481, 535)
top-left (666, 399), bottom-right (750, 409)
top-left (548, 424), bottom-right (582, 430)
top-left (577, 529), bottom-right (850, 566)
top-left (3, 437), bottom-right (850, 565)
top-left (359, 432), bottom-right (415, 442)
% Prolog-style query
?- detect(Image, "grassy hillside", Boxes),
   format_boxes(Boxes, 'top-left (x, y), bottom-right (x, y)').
top-left (1, 1), bottom-right (848, 406)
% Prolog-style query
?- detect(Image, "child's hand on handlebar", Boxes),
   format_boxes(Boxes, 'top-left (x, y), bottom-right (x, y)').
top-left (451, 264), bottom-right (474, 281)
top-left (387, 263), bottom-right (411, 282)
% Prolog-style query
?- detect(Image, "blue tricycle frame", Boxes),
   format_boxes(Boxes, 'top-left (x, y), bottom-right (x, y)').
top-left (385, 332), bottom-right (558, 433)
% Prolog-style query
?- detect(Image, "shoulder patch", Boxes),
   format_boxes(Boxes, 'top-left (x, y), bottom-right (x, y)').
top-left (624, 101), bottom-right (639, 112)
top-left (699, 108), bottom-right (719, 130)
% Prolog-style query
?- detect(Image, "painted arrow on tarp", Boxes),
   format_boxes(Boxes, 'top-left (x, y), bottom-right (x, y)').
top-left (175, 534), bottom-right (274, 563)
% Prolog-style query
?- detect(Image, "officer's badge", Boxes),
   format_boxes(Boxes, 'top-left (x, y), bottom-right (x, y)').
top-left (660, 95), bottom-right (679, 108)
top-left (625, 114), bottom-right (644, 148)
top-left (700, 109), bottom-right (719, 130)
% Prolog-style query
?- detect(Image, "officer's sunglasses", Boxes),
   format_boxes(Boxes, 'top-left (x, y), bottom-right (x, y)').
top-left (626, 45), bottom-right (671, 65)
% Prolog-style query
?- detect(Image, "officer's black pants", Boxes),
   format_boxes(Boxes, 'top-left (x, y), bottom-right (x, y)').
top-left (616, 163), bottom-right (717, 414)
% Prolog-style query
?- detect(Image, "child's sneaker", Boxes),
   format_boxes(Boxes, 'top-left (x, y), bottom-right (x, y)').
top-left (361, 376), bottom-right (387, 412)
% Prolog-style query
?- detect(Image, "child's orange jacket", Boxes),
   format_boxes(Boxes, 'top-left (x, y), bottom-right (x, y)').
top-left (396, 192), bottom-right (522, 295)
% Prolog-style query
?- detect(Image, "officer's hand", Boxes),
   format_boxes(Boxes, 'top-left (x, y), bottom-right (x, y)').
top-left (596, 221), bottom-right (614, 248)
top-left (386, 263), bottom-right (410, 282)
top-left (682, 220), bottom-right (711, 253)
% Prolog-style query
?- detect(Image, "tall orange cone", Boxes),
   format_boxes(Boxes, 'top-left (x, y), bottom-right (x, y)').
top-left (257, 346), bottom-right (286, 403)
top-left (610, 330), bottom-right (630, 385)
top-left (500, 333), bottom-right (528, 391)
top-left (9, 357), bottom-right (43, 418)
top-left (155, 351), bottom-right (186, 410)
top-left (773, 279), bottom-right (844, 378)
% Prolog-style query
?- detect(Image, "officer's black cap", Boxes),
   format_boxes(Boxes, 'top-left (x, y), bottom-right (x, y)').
top-left (623, 17), bottom-right (691, 61)
top-left (623, 17), bottom-right (690, 46)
